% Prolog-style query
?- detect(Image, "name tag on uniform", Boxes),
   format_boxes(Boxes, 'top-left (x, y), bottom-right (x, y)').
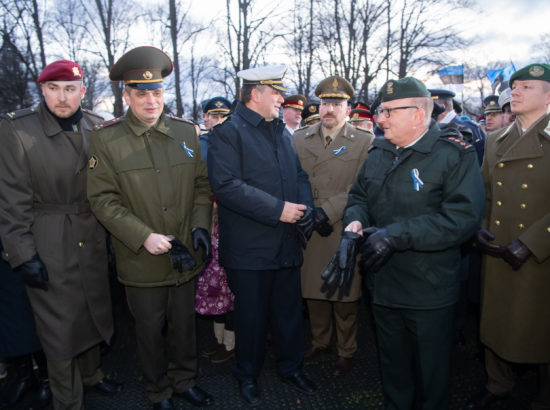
top-left (181, 142), bottom-right (195, 158)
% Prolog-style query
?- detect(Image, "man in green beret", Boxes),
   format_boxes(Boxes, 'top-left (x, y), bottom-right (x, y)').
top-left (294, 76), bottom-right (374, 377)
top-left (87, 46), bottom-right (214, 410)
top-left (468, 63), bottom-right (550, 410)
top-left (342, 77), bottom-right (484, 409)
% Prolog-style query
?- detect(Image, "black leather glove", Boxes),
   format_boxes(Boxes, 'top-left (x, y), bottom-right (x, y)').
top-left (169, 237), bottom-right (196, 272)
top-left (321, 231), bottom-right (363, 288)
top-left (501, 240), bottom-right (531, 271)
top-left (16, 254), bottom-right (49, 291)
top-left (475, 228), bottom-right (504, 258)
top-left (312, 207), bottom-right (333, 237)
top-left (192, 228), bottom-right (211, 260)
top-left (295, 207), bottom-right (314, 249)
top-left (359, 227), bottom-right (405, 273)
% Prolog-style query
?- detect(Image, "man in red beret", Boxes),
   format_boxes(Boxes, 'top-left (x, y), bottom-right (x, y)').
top-left (0, 59), bottom-right (121, 409)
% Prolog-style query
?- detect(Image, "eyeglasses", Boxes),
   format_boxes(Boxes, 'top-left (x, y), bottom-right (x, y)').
top-left (376, 106), bottom-right (419, 118)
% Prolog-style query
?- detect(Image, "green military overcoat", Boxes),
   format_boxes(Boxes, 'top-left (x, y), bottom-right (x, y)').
top-left (0, 103), bottom-right (114, 360)
top-left (480, 113), bottom-right (550, 363)
top-left (294, 122), bottom-right (374, 301)
top-left (87, 109), bottom-right (212, 287)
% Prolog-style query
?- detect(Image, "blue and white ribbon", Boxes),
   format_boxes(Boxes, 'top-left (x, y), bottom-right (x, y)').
top-left (332, 146), bottom-right (347, 156)
top-left (411, 168), bottom-right (423, 191)
top-left (182, 142), bottom-right (195, 158)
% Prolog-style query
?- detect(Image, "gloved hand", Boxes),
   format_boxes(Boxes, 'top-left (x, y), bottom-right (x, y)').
top-left (16, 254), bottom-right (49, 291)
top-left (312, 207), bottom-right (333, 237)
top-left (475, 228), bottom-right (504, 258)
top-left (321, 231), bottom-right (363, 288)
top-left (295, 207), bottom-right (314, 249)
top-left (192, 228), bottom-right (211, 260)
top-left (501, 240), bottom-right (531, 271)
top-left (359, 227), bottom-right (405, 273)
top-left (169, 237), bottom-right (196, 272)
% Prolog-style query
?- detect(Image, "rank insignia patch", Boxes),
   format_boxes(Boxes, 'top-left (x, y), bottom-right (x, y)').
top-left (88, 155), bottom-right (98, 170)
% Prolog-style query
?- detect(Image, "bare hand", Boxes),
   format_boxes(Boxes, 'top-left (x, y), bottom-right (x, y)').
top-left (144, 233), bottom-right (173, 255)
top-left (345, 220), bottom-right (363, 234)
top-left (280, 201), bottom-right (307, 223)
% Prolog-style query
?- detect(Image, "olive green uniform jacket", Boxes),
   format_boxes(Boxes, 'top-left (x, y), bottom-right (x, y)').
top-left (293, 122), bottom-right (374, 301)
top-left (480, 113), bottom-right (550, 363)
top-left (0, 103), bottom-right (114, 360)
top-left (87, 109), bottom-right (212, 287)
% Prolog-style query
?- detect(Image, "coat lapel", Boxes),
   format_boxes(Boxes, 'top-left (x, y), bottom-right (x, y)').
top-left (495, 115), bottom-right (549, 162)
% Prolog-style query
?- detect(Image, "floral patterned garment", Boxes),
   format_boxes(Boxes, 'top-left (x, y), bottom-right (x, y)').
top-left (195, 222), bottom-right (234, 315)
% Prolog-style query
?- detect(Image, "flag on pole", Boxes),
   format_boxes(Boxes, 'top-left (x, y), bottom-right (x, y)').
top-left (487, 64), bottom-right (516, 84)
top-left (438, 65), bottom-right (464, 84)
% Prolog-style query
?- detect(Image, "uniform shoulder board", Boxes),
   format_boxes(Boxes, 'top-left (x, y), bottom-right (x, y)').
top-left (295, 124), bottom-right (309, 132)
top-left (93, 117), bottom-right (122, 131)
top-left (2, 106), bottom-right (37, 121)
top-left (168, 114), bottom-right (195, 125)
top-left (441, 135), bottom-right (474, 150)
top-left (82, 108), bottom-right (104, 121)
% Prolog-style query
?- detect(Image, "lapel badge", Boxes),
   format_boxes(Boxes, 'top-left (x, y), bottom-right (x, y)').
top-left (411, 168), bottom-right (423, 191)
top-left (332, 146), bottom-right (347, 156)
top-left (182, 141), bottom-right (195, 158)
top-left (88, 155), bottom-right (98, 170)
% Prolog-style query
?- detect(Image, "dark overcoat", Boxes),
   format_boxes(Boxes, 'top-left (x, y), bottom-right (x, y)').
top-left (480, 114), bottom-right (550, 363)
top-left (207, 102), bottom-right (313, 270)
top-left (0, 103), bottom-right (113, 360)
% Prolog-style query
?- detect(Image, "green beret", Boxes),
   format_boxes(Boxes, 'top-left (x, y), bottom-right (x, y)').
top-left (509, 63), bottom-right (550, 88)
top-left (379, 77), bottom-right (430, 102)
top-left (315, 76), bottom-right (354, 101)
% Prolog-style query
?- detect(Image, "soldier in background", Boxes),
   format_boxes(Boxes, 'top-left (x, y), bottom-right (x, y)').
top-left (498, 88), bottom-right (516, 126)
top-left (348, 102), bottom-right (374, 132)
top-left (0, 59), bottom-right (121, 410)
top-left (301, 102), bottom-right (320, 126)
top-left (483, 95), bottom-right (504, 132)
top-left (199, 96), bottom-right (231, 161)
top-left (282, 94), bottom-right (306, 134)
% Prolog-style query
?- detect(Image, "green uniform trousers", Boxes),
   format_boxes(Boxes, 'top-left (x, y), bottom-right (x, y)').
top-left (125, 279), bottom-right (197, 403)
top-left (372, 304), bottom-right (454, 410)
top-left (485, 347), bottom-right (550, 409)
top-left (306, 299), bottom-right (358, 358)
top-left (48, 344), bottom-right (104, 410)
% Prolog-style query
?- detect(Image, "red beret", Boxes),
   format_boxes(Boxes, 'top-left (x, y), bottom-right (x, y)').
top-left (37, 60), bottom-right (83, 83)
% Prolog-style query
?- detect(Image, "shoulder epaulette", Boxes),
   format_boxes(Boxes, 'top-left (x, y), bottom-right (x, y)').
top-left (2, 106), bottom-right (38, 121)
top-left (296, 124), bottom-right (309, 131)
top-left (168, 114), bottom-right (195, 125)
top-left (82, 108), bottom-right (104, 121)
top-left (441, 135), bottom-right (473, 150)
top-left (93, 117), bottom-right (122, 131)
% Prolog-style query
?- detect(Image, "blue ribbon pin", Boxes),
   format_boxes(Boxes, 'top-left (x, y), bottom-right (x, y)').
top-left (332, 146), bottom-right (347, 156)
top-left (411, 168), bottom-right (423, 191)
top-left (181, 142), bottom-right (195, 158)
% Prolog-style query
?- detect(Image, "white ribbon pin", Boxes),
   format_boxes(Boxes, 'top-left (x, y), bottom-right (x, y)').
top-left (411, 168), bottom-right (424, 191)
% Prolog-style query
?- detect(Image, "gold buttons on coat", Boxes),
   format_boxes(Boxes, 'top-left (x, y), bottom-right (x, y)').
top-left (527, 164), bottom-right (534, 169)
top-left (521, 184), bottom-right (528, 189)
top-left (520, 203), bottom-right (527, 209)
top-left (78, 242), bottom-right (84, 248)
top-left (495, 220), bottom-right (501, 226)
top-left (496, 201), bottom-right (502, 206)
top-left (497, 181), bottom-right (503, 187)
top-left (518, 224), bottom-right (525, 230)
top-left (497, 163), bottom-right (504, 168)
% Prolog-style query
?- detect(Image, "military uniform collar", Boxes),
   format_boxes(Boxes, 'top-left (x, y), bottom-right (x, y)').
top-left (373, 120), bottom-right (439, 154)
top-left (38, 101), bottom-right (65, 137)
top-left (235, 101), bottom-right (283, 128)
top-left (126, 108), bottom-right (174, 139)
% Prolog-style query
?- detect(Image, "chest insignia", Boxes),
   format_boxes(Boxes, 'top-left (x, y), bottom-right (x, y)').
top-left (88, 155), bottom-right (98, 170)
top-left (332, 145), bottom-right (347, 156)
top-left (182, 141), bottom-right (195, 158)
top-left (411, 168), bottom-right (424, 191)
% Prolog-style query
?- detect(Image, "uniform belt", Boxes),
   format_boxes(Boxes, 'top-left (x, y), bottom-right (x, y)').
top-left (33, 202), bottom-right (91, 215)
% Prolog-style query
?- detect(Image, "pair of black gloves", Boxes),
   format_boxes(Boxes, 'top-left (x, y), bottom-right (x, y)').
top-left (18, 228), bottom-right (212, 291)
top-left (475, 228), bottom-right (531, 270)
top-left (295, 207), bottom-right (333, 248)
top-left (321, 227), bottom-right (406, 289)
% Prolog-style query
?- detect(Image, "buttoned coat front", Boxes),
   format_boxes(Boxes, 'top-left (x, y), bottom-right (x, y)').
top-left (0, 103), bottom-right (114, 360)
top-left (293, 122), bottom-right (374, 301)
top-left (480, 113), bottom-right (550, 363)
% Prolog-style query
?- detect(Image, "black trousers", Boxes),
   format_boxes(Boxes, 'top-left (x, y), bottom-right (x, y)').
top-left (226, 267), bottom-right (304, 381)
top-left (125, 280), bottom-right (197, 403)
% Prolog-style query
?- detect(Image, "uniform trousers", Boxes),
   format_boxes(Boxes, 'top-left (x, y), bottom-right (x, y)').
top-left (226, 267), bottom-right (304, 381)
top-left (48, 344), bottom-right (104, 410)
top-left (485, 347), bottom-right (550, 409)
top-left (125, 280), bottom-right (197, 403)
top-left (306, 299), bottom-right (358, 358)
top-left (372, 303), bottom-right (454, 410)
